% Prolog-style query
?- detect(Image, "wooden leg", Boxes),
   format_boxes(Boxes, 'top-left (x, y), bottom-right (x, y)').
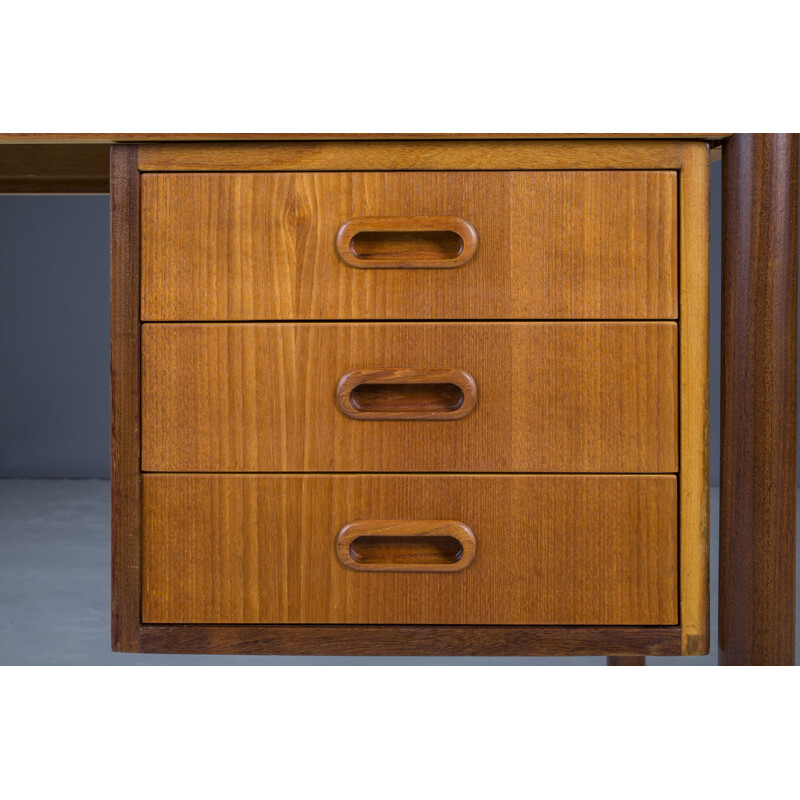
top-left (720, 133), bottom-right (799, 665)
top-left (606, 656), bottom-right (646, 666)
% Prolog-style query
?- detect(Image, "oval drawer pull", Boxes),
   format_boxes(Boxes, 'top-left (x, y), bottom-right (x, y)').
top-left (335, 215), bottom-right (478, 269)
top-left (336, 368), bottom-right (477, 420)
top-left (337, 520), bottom-right (476, 572)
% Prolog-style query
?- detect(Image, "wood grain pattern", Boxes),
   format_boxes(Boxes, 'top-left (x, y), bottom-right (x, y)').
top-left (110, 146), bottom-right (141, 652)
top-left (141, 170), bottom-right (678, 321)
top-left (335, 215), bottom-right (478, 269)
top-left (336, 368), bottom-right (477, 420)
top-left (106, 135), bottom-right (713, 656)
top-left (336, 520), bottom-right (476, 572)
top-left (0, 135), bottom-right (723, 193)
top-left (720, 133), bottom-right (798, 665)
top-left (678, 142), bottom-right (711, 655)
top-left (137, 624), bottom-right (682, 656)
top-left (141, 474), bottom-right (678, 625)
top-left (141, 322), bottom-right (679, 473)
top-left (137, 141), bottom-right (685, 172)
top-left (0, 144), bottom-right (109, 193)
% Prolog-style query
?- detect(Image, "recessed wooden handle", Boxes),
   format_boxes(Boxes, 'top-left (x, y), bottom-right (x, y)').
top-left (337, 520), bottom-right (476, 572)
top-left (336, 368), bottom-right (477, 420)
top-left (335, 216), bottom-right (478, 269)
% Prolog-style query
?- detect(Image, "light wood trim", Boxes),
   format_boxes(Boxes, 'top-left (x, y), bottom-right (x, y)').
top-left (335, 215), bottom-right (478, 269)
top-left (336, 520), bottom-right (477, 572)
top-left (679, 142), bottom-right (711, 655)
top-left (137, 140), bottom-right (685, 172)
top-left (336, 368), bottom-right (478, 420)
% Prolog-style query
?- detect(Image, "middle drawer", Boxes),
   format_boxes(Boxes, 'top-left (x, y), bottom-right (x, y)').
top-left (141, 322), bottom-right (678, 473)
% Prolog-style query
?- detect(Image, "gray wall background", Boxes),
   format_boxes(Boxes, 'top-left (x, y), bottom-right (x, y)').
top-left (1, 195), bottom-right (110, 477)
top-left (0, 159), bottom-right (796, 483)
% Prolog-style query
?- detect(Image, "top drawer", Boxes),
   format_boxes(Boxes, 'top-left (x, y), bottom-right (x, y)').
top-left (141, 171), bottom-right (678, 321)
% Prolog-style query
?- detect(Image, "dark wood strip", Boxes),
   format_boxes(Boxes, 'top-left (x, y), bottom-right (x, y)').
top-left (0, 178), bottom-right (109, 193)
top-left (138, 625), bottom-right (682, 657)
top-left (110, 145), bottom-right (142, 652)
top-left (720, 133), bottom-right (799, 665)
top-left (0, 144), bottom-right (109, 193)
top-left (1, 133), bottom-right (731, 143)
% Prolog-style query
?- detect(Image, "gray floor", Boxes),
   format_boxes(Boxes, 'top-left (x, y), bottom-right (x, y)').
top-left (1, 480), bottom-right (797, 665)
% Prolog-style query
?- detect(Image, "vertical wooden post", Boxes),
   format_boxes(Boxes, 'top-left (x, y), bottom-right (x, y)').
top-left (110, 145), bottom-right (142, 652)
top-left (720, 133), bottom-right (798, 665)
top-left (679, 142), bottom-right (711, 656)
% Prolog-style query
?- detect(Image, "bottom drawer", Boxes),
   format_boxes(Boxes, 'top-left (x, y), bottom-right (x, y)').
top-left (142, 474), bottom-right (677, 626)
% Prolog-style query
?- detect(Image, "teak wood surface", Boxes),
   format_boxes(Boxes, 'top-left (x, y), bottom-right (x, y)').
top-left (136, 141), bottom-right (686, 172)
top-left (0, 143), bottom-right (110, 193)
top-left (136, 624), bottom-right (682, 657)
top-left (2, 133), bottom-right (731, 142)
top-left (109, 146), bottom-right (141, 652)
top-left (335, 519), bottom-right (478, 573)
top-left (720, 134), bottom-right (798, 665)
top-left (142, 474), bottom-right (678, 626)
top-left (0, 135), bottom-right (724, 194)
top-left (606, 656), bottom-right (647, 666)
top-left (678, 143), bottom-right (711, 655)
top-left (141, 322), bottom-right (679, 474)
top-left (106, 138), bottom-right (713, 656)
top-left (141, 171), bottom-right (677, 321)
top-left (334, 215), bottom-right (479, 270)
top-left (335, 368), bottom-right (479, 420)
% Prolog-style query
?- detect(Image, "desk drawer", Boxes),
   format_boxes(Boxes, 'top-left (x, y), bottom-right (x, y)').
top-left (141, 321), bottom-right (678, 473)
top-left (142, 473), bottom-right (678, 625)
top-left (141, 170), bottom-right (678, 321)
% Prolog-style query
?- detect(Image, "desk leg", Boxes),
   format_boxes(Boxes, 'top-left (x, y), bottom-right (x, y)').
top-left (720, 133), bottom-right (799, 665)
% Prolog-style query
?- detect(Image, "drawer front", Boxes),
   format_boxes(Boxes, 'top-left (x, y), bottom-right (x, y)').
top-left (142, 474), bottom-right (678, 625)
top-left (141, 322), bottom-right (678, 473)
top-left (141, 171), bottom-right (678, 321)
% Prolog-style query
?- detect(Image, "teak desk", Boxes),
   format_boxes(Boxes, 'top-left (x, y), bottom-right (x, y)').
top-left (1, 134), bottom-right (796, 665)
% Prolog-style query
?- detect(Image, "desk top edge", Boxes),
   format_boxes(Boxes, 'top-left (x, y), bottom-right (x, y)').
top-left (0, 133), bottom-right (731, 143)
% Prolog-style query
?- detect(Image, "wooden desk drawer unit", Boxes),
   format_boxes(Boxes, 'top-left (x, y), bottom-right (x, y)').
top-left (111, 139), bottom-right (709, 657)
